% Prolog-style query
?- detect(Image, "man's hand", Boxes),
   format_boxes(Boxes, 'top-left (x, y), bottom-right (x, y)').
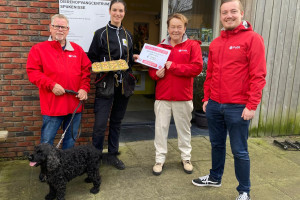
top-left (165, 61), bottom-right (172, 69)
top-left (52, 83), bottom-right (65, 96)
top-left (241, 107), bottom-right (255, 120)
top-left (156, 68), bottom-right (166, 78)
top-left (203, 101), bottom-right (208, 113)
top-left (76, 89), bottom-right (88, 101)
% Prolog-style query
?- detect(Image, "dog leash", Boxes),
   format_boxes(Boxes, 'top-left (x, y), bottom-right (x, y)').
top-left (56, 89), bottom-right (83, 149)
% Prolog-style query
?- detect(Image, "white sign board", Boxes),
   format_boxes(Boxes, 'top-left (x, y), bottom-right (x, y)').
top-left (59, 0), bottom-right (111, 52)
top-left (136, 43), bottom-right (171, 70)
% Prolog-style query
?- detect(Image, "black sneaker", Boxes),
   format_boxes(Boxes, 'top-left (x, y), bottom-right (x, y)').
top-left (107, 154), bottom-right (125, 170)
top-left (192, 175), bottom-right (221, 187)
top-left (236, 192), bottom-right (251, 200)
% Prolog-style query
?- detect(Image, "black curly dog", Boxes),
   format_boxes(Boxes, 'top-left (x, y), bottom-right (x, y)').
top-left (28, 143), bottom-right (101, 200)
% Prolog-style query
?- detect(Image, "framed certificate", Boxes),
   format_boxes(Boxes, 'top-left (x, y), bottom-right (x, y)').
top-left (136, 43), bottom-right (171, 70)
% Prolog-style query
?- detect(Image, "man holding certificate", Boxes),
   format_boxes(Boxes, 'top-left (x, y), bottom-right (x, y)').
top-left (148, 13), bottom-right (203, 176)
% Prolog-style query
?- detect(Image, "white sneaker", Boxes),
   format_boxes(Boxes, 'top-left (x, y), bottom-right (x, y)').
top-left (236, 192), bottom-right (251, 200)
top-left (153, 163), bottom-right (163, 176)
top-left (182, 160), bottom-right (193, 174)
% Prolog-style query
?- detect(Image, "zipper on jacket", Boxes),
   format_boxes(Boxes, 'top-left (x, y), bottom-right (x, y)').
top-left (116, 28), bottom-right (122, 59)
top-left (219, 34), bottom-right (228, 103)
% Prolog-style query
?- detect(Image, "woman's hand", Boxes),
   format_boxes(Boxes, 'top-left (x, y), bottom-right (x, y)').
top-left (165, 61), bottom-right (172, 69)
top-left (133, 54), bottom-right (140, 62)
top-left (156, 68), bottom-right (165, 78)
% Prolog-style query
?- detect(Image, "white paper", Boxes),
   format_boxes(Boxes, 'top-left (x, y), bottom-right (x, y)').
top-left (59, 0), bottom-right (111, 52)
top-left (136, 43), bottom-right (171, 70)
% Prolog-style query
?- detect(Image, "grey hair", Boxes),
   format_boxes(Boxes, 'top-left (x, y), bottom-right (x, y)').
top-left (51, 14), bottom-right (69, 26)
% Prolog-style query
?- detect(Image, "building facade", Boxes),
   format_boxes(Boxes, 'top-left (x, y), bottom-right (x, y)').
top-left (0, 0), bottom-right (299, 158)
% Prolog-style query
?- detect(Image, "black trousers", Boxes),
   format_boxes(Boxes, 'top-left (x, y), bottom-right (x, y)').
top-left (92, 84), bottom-right (130, 153)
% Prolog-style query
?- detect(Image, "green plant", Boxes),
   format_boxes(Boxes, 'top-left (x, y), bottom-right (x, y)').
top-left (193, 66), bottom-right (206, 112)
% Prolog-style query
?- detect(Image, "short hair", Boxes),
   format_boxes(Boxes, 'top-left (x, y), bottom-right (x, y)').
top-left (51, 14), bottom-right (69, 26)
top-left (109, 0), bottom-right (127, 12)
top-left (220, 0), bottom-right (244, 13)
top-left (167, 13), bottom-right (188, 28)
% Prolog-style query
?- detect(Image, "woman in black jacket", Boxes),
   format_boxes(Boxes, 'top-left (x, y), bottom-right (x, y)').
top-left (88, 0), bottom-right (135, 170)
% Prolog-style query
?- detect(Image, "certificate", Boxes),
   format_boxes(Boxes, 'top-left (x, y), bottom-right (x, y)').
top-left (136, 43), bottom-right (171, 70)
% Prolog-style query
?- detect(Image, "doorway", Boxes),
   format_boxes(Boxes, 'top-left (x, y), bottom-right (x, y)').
top-left (122, 0), bottom-right (161, 125)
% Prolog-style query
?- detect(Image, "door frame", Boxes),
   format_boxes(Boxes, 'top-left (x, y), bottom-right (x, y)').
top-left (159, 0), bottom-right (219, 41)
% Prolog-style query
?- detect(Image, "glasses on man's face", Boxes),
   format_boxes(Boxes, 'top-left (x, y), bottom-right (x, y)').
top-left (51, 24), bottom-right (69, 31)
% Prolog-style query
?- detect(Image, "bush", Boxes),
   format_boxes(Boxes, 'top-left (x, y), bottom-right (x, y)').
top-left (193, 66), bottom-right (206, 112)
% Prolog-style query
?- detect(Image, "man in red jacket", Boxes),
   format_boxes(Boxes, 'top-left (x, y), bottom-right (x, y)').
top-left (27, 14), bottom-right (91, 150)
top-left (192, 1), bottom-right (266, 200)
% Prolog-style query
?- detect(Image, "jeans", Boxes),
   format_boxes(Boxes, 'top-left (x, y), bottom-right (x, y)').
top-left (92, 84), bottom-right (129, 153)
top-left (41, 113), bottom-right (82, 150)
top-left (206, 99), bottom-right (250, 193)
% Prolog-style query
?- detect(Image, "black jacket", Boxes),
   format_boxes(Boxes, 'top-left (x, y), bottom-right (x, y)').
top-left (88, 22), bottom-right (135, 98)
top-left (88, 21), bottom-right (134, 69)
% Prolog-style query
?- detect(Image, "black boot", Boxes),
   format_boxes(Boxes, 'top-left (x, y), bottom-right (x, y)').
top-left (107, 154), bottom-right (125, 170)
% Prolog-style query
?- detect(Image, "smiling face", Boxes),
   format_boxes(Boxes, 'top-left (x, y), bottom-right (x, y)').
top-left (109, 2), bottom-right (125, 27)
top-left (167, 18), bottom-right (186, 45)
top-left (49, 17), bottom-right (69, 46)
top-left (220, 1), bottom-right (244, 30)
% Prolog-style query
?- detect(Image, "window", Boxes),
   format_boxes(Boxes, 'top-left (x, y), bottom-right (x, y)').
top-left (168, 0), bottom-right (214, 46)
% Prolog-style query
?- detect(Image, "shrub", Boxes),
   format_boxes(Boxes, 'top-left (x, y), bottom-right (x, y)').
top-left (193, 66), bottom-right (206, 112)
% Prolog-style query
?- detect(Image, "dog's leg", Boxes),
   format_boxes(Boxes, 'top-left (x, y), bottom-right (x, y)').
top-left (39, 164), bottom-right (47, 182)
top-left (84, 177), bottom-right (92, 183)
top-left (89, 169), bottom-right (101, 194)
top-left (55, 183), bottom-right (67, 200)
top-left (45, 184), bottom-right (56, 200)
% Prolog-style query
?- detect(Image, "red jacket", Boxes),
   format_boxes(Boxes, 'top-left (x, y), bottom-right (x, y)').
top-left (27, 40), bottom-right (91, 116)
top-left (203, 21), bottom-right (266, 110)
top-left (149, 35), bottom-right (203, 101)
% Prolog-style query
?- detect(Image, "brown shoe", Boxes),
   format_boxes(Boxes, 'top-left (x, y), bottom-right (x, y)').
top-left (182, 160), bottom-right (193, 174)
top-left (153, 163), bottom-right (163, 176)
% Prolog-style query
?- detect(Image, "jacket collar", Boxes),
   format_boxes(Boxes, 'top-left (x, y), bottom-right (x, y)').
top-left (48, 36), bottom-right (74, 51)
top-left (107, 21), bottom-right (123, 30)
top-left (221, 20), bottom-right (252, 37)
top-left (161, 33), bottom-right (188, 45)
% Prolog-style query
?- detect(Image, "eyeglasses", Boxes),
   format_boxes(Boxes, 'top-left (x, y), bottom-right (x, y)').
top-left (51, 24), bottom-right (69, 31)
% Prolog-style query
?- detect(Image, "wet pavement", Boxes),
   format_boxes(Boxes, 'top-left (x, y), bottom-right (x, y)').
top-left (0, 135), bottom-right (300, 200)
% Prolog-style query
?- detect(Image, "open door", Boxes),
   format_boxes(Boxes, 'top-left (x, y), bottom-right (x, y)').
top-left (122, 0), bottom-right (161, 125)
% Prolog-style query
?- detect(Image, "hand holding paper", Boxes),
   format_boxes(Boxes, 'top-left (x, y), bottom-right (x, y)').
top-left (156, 68), bottom-right (165, 78)
top-left (136, 43), bottom-right (171, 70)
top-left (165, 61), bottom-right (172, 69)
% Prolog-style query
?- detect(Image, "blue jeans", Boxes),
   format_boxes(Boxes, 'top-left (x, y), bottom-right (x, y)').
top-left (41, 113), bottom-right (82, 150)
top-left (92, 85), bottom-right (129, 153)
top-left (206, 99), bottom-right (250, 194)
